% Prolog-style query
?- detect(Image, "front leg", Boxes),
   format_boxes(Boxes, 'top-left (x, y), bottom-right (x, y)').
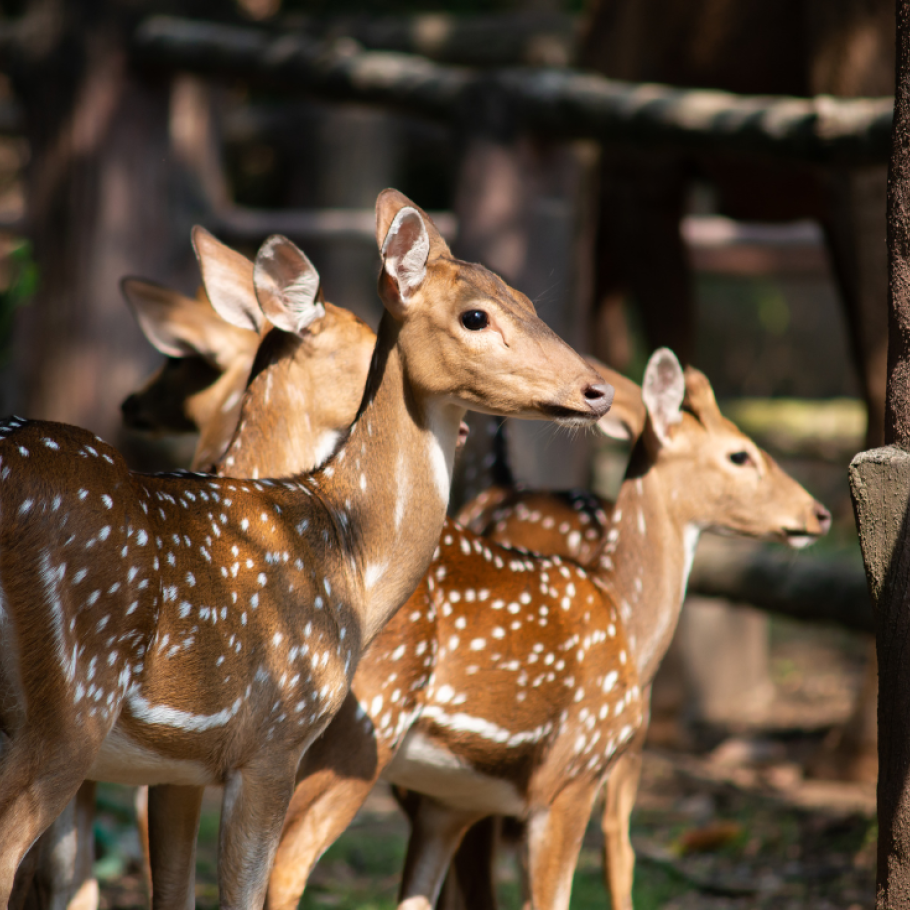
top-left (148, 784), bottom-right (204, 910)
top-left (526, 780), bottom-right (601, 910)
top-left (219, 758), bottom-right (298, 910)
top-left (438, 817), bottom-right (499, 910)
top-left (601, 740), bottom-right (644, 910)
top-left (397, 797), bottom-right (485, 910)
top-left (267, 694), bottom-right (390, 910)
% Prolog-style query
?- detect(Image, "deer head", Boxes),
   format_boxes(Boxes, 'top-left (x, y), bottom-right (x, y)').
top-left (120, 278), bottom-right (259, 469)
top-left (212, 233), bottom-right (377, 479)
top-left (605, 348), bottom-right (831, 682)
top-left (374, 189), bottom-right (614, 424)
top-left (639, 349), bottom-right (831, 546)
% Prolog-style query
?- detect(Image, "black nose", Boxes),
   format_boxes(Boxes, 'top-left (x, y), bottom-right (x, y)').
top-left (814, 503), bottom-right (832, 534)
top-left (583, 382), bottom-right (614, 416)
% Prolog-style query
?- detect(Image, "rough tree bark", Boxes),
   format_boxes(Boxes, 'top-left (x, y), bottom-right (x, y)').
top-left (849, 0), bottom-right (910, 904)
top-left (3, 0), bottom-right (223, 465)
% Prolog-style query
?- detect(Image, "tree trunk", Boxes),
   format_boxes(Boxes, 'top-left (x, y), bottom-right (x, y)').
top-left (849, 0), bottom-right (910, 904)
top-left (7, 1), bottom-right (215, 467)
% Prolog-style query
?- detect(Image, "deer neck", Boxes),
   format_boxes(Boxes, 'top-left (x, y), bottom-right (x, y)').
top-left (596, 445), bottom-right (702, 685)
top-left (305, 313), bottom-right (462, 646)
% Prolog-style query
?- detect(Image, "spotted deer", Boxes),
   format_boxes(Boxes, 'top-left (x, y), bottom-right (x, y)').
top-left (120, 286), bottom-right (643, 910)
top-left (0, 189), bottom-right (613, 910)
top-left (120, 286), bottom-right (827, 910)
top-left (113, 236), bottom-right (648, 910)
top-left (114, 257), bottom-right (830, 910)
top-left (262, 351), bottom-right (828, 910)
top-left (17, 229), bottom-right (381, 910)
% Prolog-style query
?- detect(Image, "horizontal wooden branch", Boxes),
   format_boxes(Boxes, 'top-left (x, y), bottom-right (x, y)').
top-left (133, 16), bottom-right (894, 165)
top-left (281, 11), bottom-right (577, 67)
top-left (206, 205), bottom-right (457, 244)
top-left (689, 547), bottom-right (873, 633)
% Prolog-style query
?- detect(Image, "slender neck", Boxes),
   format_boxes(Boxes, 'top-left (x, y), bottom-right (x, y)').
top-left (226, 313), bottom-right (461, 648)
top-left (595, 445), bottom-right (702, 684)
top-left (218, 332), bottom-right (332, 479)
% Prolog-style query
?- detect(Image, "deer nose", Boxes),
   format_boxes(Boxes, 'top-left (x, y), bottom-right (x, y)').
top-left (813, 502), bottom-right (832, 535)
top-left (583, 382), bottom-right (614, 417)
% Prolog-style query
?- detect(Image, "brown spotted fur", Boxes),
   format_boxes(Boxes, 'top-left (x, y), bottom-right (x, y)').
top-left (118, 278), bottom-right (826, 910)
top-left (0, 189), bottom-right (611, 910)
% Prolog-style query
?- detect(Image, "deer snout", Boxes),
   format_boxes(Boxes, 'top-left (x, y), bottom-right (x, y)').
top-left (583, 381), bottom-right (614, 419)
top-left (812, 502), bottom-right (832, 536)
top-left (783, 499), bottom-right (831, 548)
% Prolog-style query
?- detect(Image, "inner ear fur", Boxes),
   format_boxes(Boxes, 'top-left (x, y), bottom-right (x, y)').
top-left (122, 277), bottom-right (221, 362)
top-left (193, 225), bottom-right (262, 335)
top-left (380, 207), bottom-right (431, 304)
top-left (642, 348), bottom-right (685, 444)
top-left (375, 189), bottom-right (451, 262)
top-left (253, 235), bottom-right (325, 336)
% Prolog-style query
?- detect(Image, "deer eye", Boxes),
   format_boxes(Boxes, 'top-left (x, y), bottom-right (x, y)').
top-left (461, 310), bottom-right (489, 331)
top-left (729, 451), bottom-right (752, 466)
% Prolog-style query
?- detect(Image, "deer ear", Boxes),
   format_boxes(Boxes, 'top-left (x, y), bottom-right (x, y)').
top-left (122, 277), bottom-right (257, 370)
top-left (683, 366), bottom-right (725, 429)
top-left (642, 348), bottom-right (685, 444)
top-left (192, 225), bottom-right (263, 334)
top-left (253, 235), bottom-right (325, 335)
top-left (378, 205), bottom-right (430, 310)
top-left (121, 277), bottom-right (216, 360)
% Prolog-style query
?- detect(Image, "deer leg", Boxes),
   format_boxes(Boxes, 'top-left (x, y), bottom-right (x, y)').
top-left (135, 786), bottom-right (152, 902)
top-left (267, 694), bottom-right (387, 910)
top-left (0, 731), bottom-right (96, 909)
top-left (437, 816), bottom-right (499, 910)
top-left (397, 797), bottom-right (485, 910)
top-left (525, 781), bottom-right (600, 910)
top-left (147, 784), bottom-right (204, 910)
top-left (601, 743), bottom-right (644, 910)
top-left (218, 758), bottom-right (298, 910)
top-left (267, 770), bottom-right (383, 910)
top-left (17, 782), bottom-right (99, 910)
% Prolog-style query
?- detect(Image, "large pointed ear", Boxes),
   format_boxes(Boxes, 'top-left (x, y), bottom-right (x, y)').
top-left (683, 366), bottom-right (725, 430)
top-left (642, 348), bottom-right (685, 444)
top-left (252, 235), bottom-right (326, 335)
top-left (375, 189), bottom-right (451, 313)
top-left (584, 357), bottom-right (646, 441)
top-left (122, 277), bottom-right (257, 370)
top-left (378, 205), bottom-right (430, 310)
top-left (192, 225), bottom-right (263, 334)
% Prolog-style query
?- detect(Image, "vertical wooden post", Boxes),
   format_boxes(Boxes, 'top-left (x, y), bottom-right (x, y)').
top-left (850, 1), bottom-right (910, 904)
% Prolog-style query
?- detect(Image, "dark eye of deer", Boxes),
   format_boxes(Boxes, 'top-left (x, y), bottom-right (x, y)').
top-left (461, 310), bottom-right (488, 331)
top-left (729, 451), bottom-right (751, 466)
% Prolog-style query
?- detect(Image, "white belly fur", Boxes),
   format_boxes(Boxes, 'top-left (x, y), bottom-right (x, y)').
top-left (87, 726), bottom-right (213, 786)
top-left (382, 729), bottom-right (526, 817)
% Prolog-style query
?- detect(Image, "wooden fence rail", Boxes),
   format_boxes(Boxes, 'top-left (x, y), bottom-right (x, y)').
top-left (133, 15), bottom-right (894, 165)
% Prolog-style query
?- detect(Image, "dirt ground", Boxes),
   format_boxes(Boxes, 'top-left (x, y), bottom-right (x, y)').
top-left (92, 610), bottom-right (875, 910)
